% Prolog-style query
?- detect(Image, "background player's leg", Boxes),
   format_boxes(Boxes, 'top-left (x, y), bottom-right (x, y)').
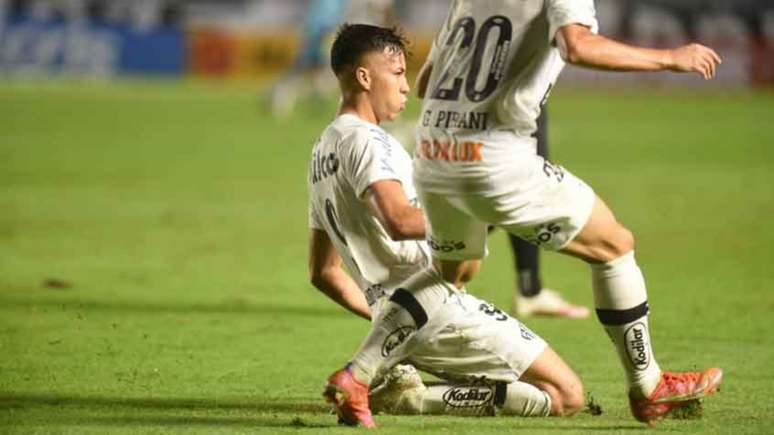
top-left (511, 235), bottom-right (542, 298)
top-left (514, 107), bottom-right (549, 298)
top-left (510, 108), bottom-right (589, 318)
top-left (270, 0), bottom-right (347, 118)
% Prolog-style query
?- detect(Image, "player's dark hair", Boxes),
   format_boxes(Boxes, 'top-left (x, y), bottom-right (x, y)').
top-left (330, 23), bottom-right (409, 76)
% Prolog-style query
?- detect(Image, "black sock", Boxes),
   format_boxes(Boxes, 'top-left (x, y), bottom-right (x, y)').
top-left (511, 107), bottom-right (549, 298)
top-left (510, 234), bottom-right (542, 297)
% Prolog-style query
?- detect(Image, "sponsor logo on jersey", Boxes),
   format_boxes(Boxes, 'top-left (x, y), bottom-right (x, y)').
top-left (625, 322), bottom-right (650, 371)
top-left (417, 139), bottom-right (483, 162)
top-left (381, 325), bottom-right (415, 357)
top-left (428, 237), bottom-right (466, 252)
top-left (310, 150), bottom-right (340, 184)
top-left (442, 387), bottom-right (493, 408)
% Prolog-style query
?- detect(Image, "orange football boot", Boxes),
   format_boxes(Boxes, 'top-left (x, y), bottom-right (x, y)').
top-left (323, 365), bottom-right (376, 428)
top-left (630, 368), bottom-right (723, 424)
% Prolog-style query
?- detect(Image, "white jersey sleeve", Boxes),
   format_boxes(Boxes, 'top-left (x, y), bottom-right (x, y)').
top-left (347, 127), bottom-right (401, 199)
top-left (546, 0), bottom-right (599, 43)
top-left (308, 199), bottom-right (325, 230)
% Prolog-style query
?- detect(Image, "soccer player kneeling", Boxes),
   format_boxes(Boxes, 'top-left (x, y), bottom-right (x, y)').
top-left (307, 24), bottom-right (584, 428)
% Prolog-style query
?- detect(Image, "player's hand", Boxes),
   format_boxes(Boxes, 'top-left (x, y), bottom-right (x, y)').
top-left (667, 43), bottom-right (722, 80)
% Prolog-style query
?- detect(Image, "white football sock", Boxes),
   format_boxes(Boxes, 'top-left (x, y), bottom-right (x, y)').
top-left (413, 384), bottom-right (495, 416)
top-left (591, 251), bottom-right (662, 397)
top-left (350, 268), bottom-right (453, 385)
top-left (498, 381), bottom-right (552, 417)
top-left (391, 382), bottom-right (550, 417)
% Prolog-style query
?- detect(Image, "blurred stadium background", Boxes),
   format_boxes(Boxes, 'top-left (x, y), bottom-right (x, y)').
top-left (2, 1), bottom-right (774, 433)
top-left (1, 0), bottom-right (773, 84)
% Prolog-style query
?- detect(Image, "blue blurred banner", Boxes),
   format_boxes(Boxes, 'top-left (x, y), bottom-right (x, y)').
top-left (0, 15), bottom-right (185, 76)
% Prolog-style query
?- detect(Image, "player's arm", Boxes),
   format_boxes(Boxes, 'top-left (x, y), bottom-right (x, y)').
top-left (415, 61), bottom-right (433, 99)
top-left (364, 180), bottom-right (425, 241)
top-left (557, 24), bottom-right (722, 80)
top-left (308, 229), bottom-right (371, 320)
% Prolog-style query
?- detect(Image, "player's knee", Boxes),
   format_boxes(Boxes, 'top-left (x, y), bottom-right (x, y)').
top-left (538, 382), bottom-right (578, 417)
top-left (611, 226), bottom-right (635, 257)
top-left (458, 260), bottom-right (481, 283)
top-left (599, 225), bottom-right (635, 261)
top-left (436, 259), bottom-right (480, 288)
top-left (547, 377), bottom-right (583, 417)
top-left (559, 381), bottom-right (584, 416)
top-left (438, 267), bottom-right (460, 286)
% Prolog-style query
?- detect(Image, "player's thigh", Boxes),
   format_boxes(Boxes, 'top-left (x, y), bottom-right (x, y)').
top-left (410, 293), bottom-right (547, 384)
top-left (560, 196), bottom-right (635, 263)
top-left (419, 190), bottom-right (489, 261)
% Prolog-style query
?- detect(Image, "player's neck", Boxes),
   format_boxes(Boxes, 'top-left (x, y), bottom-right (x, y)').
top-left (338, 93), bottom-right (380, 125)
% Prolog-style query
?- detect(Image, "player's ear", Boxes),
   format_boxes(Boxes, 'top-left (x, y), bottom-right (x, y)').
top-left (355, 66), bottom-right (371, 91)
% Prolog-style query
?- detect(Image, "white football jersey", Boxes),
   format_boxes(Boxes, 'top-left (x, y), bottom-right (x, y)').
top-left (308, 114), bottom-right (431, 308)
top-left (414, 0), bottom-right (598, 194)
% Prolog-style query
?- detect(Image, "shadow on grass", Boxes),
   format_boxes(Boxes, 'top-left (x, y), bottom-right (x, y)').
top-left (0, 393), bottom-right (328, 413)
top-left (0, 297), bottom-right (342, 318)
top-left (0, 393), bottom-right (333, 428)
top-left (2, 415), bottom-right (331, 429)
top-left (516, 425), bottom-right (646, 431)
top-left (0, 393), bottom-right (649, 431)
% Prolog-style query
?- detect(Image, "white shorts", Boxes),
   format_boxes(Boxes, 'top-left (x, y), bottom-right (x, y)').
top-left (417, 154), bottom-right (596, 259)
top-left (408, 291), bottom-right (547, 384)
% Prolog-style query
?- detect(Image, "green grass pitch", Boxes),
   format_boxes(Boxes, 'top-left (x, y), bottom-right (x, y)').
top-left (1, 80), bottom-right (773, 433)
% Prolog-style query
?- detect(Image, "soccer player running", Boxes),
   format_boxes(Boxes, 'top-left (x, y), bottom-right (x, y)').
top-left (411, 0), bottom-right (723, 424)
top-left (310, 24), bottom-right (584, 427)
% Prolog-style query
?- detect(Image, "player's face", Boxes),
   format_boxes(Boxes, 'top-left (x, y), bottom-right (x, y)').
top-left (364, 48), bottom-right (409, 122)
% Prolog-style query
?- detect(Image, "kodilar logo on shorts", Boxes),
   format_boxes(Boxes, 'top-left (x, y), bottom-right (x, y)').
top-left (625, 322), bottom-right (650, 370)
top-left (442, 387), bottom-right (493, 408)
top-left (381, 326), bottom-right (415, 357)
